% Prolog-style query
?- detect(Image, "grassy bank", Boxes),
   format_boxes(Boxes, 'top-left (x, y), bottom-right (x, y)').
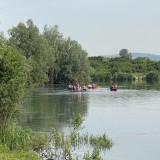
top-left (0, 146), bottom-right (39, 160)
top-left (0, 115), bottom-right (113, 160)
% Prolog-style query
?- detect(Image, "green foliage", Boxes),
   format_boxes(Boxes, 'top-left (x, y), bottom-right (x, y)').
top-left (91, 149), bottom-right (102, 160)
top-left (116, 72), bottom-right (133, 81)
top-left (38, 114), bottom-right (113, 159)
top-left (0, 145), bottom-right (39, 160)
top-left (146, 71), bottom-right (159, 81)
top-left (89, 133), bottom-right (112, 150)
top-left (8, 21), bottom-right (92, 85)
top-left (31, 133), bottom-right (49, 151)
top-left (119, 49), bottom-right (132, 59)
top-left (83, 149), bottom-right (102, 160)
top-left (0, 32), bottom-right (7, 46)
top-left (43, 25), bottom-right (92, 84)
top-left (72, 113), bottom-right (84, 130)
top-left (0, 124), bottom-right (32, 150)
top-left (89, 56), bottom-right (112, 82)
top-left (89, 54), bottom-right (160, 82)
top-left (2, 19), bottom-right (160, 87)
top-left (8, 19), bottom-right (39, 59)
top-left (92, 72), bottom-right (112, 82)
top-left (8, 19), bottom-right (53, 86)
top-left (0, 44), bottom-right (27, 129)
top-left (29, 59), bottom-right (48, 87)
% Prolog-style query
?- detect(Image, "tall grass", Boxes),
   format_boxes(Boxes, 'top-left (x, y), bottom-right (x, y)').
top-left (0, 115), bottom-right (113, 159)
top-left (0, 124), bottom-right (32, 150)
top-left (0, 145), bottom-right (39, 160)
top-left (0, 124), bottom-right (40, 160)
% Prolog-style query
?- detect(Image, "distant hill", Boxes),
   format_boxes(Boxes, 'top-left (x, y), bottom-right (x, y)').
top-left (131, 53), bottom-right (160, 61)
top-left (105, 53), bottom-right (160, 61)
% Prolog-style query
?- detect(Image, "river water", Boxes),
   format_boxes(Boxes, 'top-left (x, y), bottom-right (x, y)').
top-left (21, 81), bottom-right (160, 160)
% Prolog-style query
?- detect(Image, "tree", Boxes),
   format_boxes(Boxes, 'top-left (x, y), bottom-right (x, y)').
top-left (8, 19), bottom-right (39, 59)
top-left (61, 39), bottom-right (92, 84)
top-left (8, 19), bottom-right (53, 86)
top-left (0, 32), bottom-right (7, 46)
top-left (43, 25), bottom-right (92, 84)
top-left (119, 49), bottom-right (132, 59)
top-left (146, 71), bottom-right (159, 81)
top-left (0, 42), bottom-right (27, 130)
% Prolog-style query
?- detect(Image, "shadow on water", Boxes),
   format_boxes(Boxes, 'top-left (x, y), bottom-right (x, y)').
top-left (21, 87), bottom-right (89, 131)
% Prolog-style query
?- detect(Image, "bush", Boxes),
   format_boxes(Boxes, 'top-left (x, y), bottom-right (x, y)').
top-left (146, 71), bottom-right (159, 81)
top-left (116, 72), bottom-right (133, 81)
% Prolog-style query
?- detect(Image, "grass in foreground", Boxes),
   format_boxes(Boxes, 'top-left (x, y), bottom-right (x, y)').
top-left (0, 146), bottom-right (39, 160)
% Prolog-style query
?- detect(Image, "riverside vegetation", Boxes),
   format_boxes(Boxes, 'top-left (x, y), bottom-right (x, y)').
top-left (0, 19), bottom-right (160, 159)
top-left (0, 24), bottom-right (112, 159)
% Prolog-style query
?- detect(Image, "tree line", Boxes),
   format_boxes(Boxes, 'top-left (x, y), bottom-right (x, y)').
top-left (1, 19), bottom-right (160, 89)
top-left (89, 49), bottom-right (160, 82)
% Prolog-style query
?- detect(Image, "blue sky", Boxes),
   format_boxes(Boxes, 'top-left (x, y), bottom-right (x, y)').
top-left (0, 0), bottom-right (160, 56)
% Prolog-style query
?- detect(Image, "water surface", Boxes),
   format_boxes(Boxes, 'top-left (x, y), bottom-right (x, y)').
top-left (21, 82), bottom-right (160, 160)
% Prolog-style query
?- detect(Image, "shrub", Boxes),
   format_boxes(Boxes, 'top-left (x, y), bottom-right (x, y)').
top-left (146, 71), bottom-right (159, 81)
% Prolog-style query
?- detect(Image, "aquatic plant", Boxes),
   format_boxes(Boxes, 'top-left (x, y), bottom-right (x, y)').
top-left (39, 114), bottom-right (113, 160)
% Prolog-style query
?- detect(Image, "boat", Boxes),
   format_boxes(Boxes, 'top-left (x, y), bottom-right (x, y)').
top-left (88, 83), bottom-right (97, 89)
top-left (68, 85), bottom-right (87, 92)
top-left (110, 84), bottom-right (117, 91)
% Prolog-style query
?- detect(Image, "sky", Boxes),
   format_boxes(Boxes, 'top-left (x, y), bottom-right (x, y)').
top-left (0, 0), bottom-right (160, 56)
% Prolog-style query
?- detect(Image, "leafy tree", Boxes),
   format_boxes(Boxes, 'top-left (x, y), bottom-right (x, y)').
top-left (0, 43), bottom-right (27, 129)
top-left (154, 61), bottom-right (160, 70)
top-left (43, 25), bottom-right (65, 83)
top-left (8, 19), bottom-right (39, 59)
top-left (8, 19), bottom-right (53, 86)
top-left (146, 71), bottom-right (159, 81)
top-left (132, 57), bottom-right (150, 73)
top-left (119, 49), bottom-right (132, 59)
top-left (43, 25), bottom-right (92, 84)
top-left (0, 32), bottom-right (7, 46)
top-left (63, 40), bottom-right (92, 84)
top-left (118, 62), bottom-right (133, 73)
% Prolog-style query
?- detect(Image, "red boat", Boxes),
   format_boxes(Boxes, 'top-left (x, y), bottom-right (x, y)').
top-left (110, 84), bottom-right (117, 91)
top-left (88, 83), bottom-right (97, 89)
top-left (68, 85), bottom-right (87, 91)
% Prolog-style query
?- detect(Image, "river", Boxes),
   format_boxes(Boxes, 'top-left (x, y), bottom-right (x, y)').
top-left (21, 81), bottom-right (160, 160)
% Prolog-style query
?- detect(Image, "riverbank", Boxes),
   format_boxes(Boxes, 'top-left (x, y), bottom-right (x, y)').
top-left (0, 146), bottom-right (39, 160)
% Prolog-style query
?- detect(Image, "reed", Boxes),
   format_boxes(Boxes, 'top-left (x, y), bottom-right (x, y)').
top-left (0, 124), bottom-right (32, 150)
top-left (0, 145), bottom-right (39, 160)
top-left (40, 114), bottom-right (113, 159)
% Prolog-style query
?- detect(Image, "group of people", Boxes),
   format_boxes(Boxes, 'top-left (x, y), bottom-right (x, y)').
top-left (68, 84), bottom-right (87, 91)
top-left (88, 83), bottom-right (97, 89)
top-left (110, 84), bottom-right (117, 91)
top-left (68, 83), bottom-right (117, 91)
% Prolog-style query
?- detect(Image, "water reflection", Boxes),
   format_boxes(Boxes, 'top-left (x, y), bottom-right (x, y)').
top-left (111, 80), bottom-right (160, 90)
top-left (21, 88), bottom-right (88, 131)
